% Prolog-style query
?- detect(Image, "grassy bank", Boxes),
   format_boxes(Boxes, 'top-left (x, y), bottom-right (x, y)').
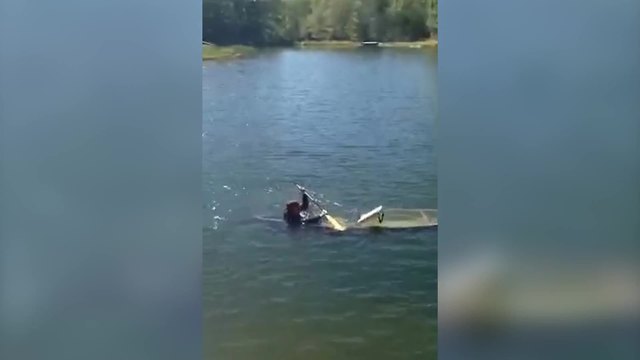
top-left (202, 39), bottom-right (437, 61)
top-left (297, 39), bottom-right (438, 49)
top-left (297, 40), bottom-right (360, 49)
top-left (380, 39), bottom-right (438, 48)
top-left (202, 43), bottom-right (256, 60)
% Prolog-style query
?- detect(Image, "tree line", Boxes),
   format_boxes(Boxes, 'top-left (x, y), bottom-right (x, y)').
top-left (203, 0), bottom-right (438, 46)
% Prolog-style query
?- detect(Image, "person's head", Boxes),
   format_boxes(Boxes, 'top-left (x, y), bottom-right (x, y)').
top-left (285, 201), bottom-right (301, 217)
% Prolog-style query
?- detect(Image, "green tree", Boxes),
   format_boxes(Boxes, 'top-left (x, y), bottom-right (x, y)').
top-left (426, 0), bottom-right (438, 35)
top-left (305, 0), bottom-right (332, 40)
top-left (202, 0), bottom-right (434, 45)
top-left (282, 0), bottom-right (312, 41)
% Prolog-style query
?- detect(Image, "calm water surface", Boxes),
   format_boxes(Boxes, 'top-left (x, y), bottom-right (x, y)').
top-left (203, 48), bottom-right (437, 359)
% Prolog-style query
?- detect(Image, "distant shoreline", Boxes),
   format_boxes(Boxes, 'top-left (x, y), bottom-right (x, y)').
top-left (297, 39), bottom-right (438, 49)
top-left (202, 39), bottom-right (438, 61)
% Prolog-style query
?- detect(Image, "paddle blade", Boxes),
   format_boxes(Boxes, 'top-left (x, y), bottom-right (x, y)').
top-left (357, 205), bottom-right (383, 224)
top-left (324, 214), bottom-right (347, 231)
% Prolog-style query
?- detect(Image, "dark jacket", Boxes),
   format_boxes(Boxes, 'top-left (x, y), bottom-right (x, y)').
top-left (283, 211), bottom-right (323, 226)
top-left (284, 193), bottom-right (322, 226)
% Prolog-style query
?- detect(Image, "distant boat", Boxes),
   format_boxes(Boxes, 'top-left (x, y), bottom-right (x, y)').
top-left (360, 41), bottom-right (380, 47)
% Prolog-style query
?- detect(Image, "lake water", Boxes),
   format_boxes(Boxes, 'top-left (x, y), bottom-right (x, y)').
top-left (203, 47), bottom-right (438, 359)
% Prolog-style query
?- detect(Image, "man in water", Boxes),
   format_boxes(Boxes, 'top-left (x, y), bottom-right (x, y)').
top-left (283, 188), bottom-right (325, 226)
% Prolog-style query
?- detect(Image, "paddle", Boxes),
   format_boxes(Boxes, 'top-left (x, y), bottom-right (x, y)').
top-left (295, 184), bottom-right (347, 231)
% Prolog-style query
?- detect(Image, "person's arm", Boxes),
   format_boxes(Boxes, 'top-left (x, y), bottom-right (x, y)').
top-left (301, 192), bottom-right (310, 211)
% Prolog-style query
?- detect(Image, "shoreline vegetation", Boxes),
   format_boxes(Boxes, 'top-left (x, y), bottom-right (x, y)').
top-left (203, 0), bottom-right (438, 60)
top-left (202, 43), bottom-right (256, 60)
top-left (297, 38), bottom-right (437, 48)
top-left (203, 39), bottom-right (438, 61)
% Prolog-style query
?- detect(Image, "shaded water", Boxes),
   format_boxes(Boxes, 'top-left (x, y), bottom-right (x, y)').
top-left (203, 48), bottom-right (438, 359)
